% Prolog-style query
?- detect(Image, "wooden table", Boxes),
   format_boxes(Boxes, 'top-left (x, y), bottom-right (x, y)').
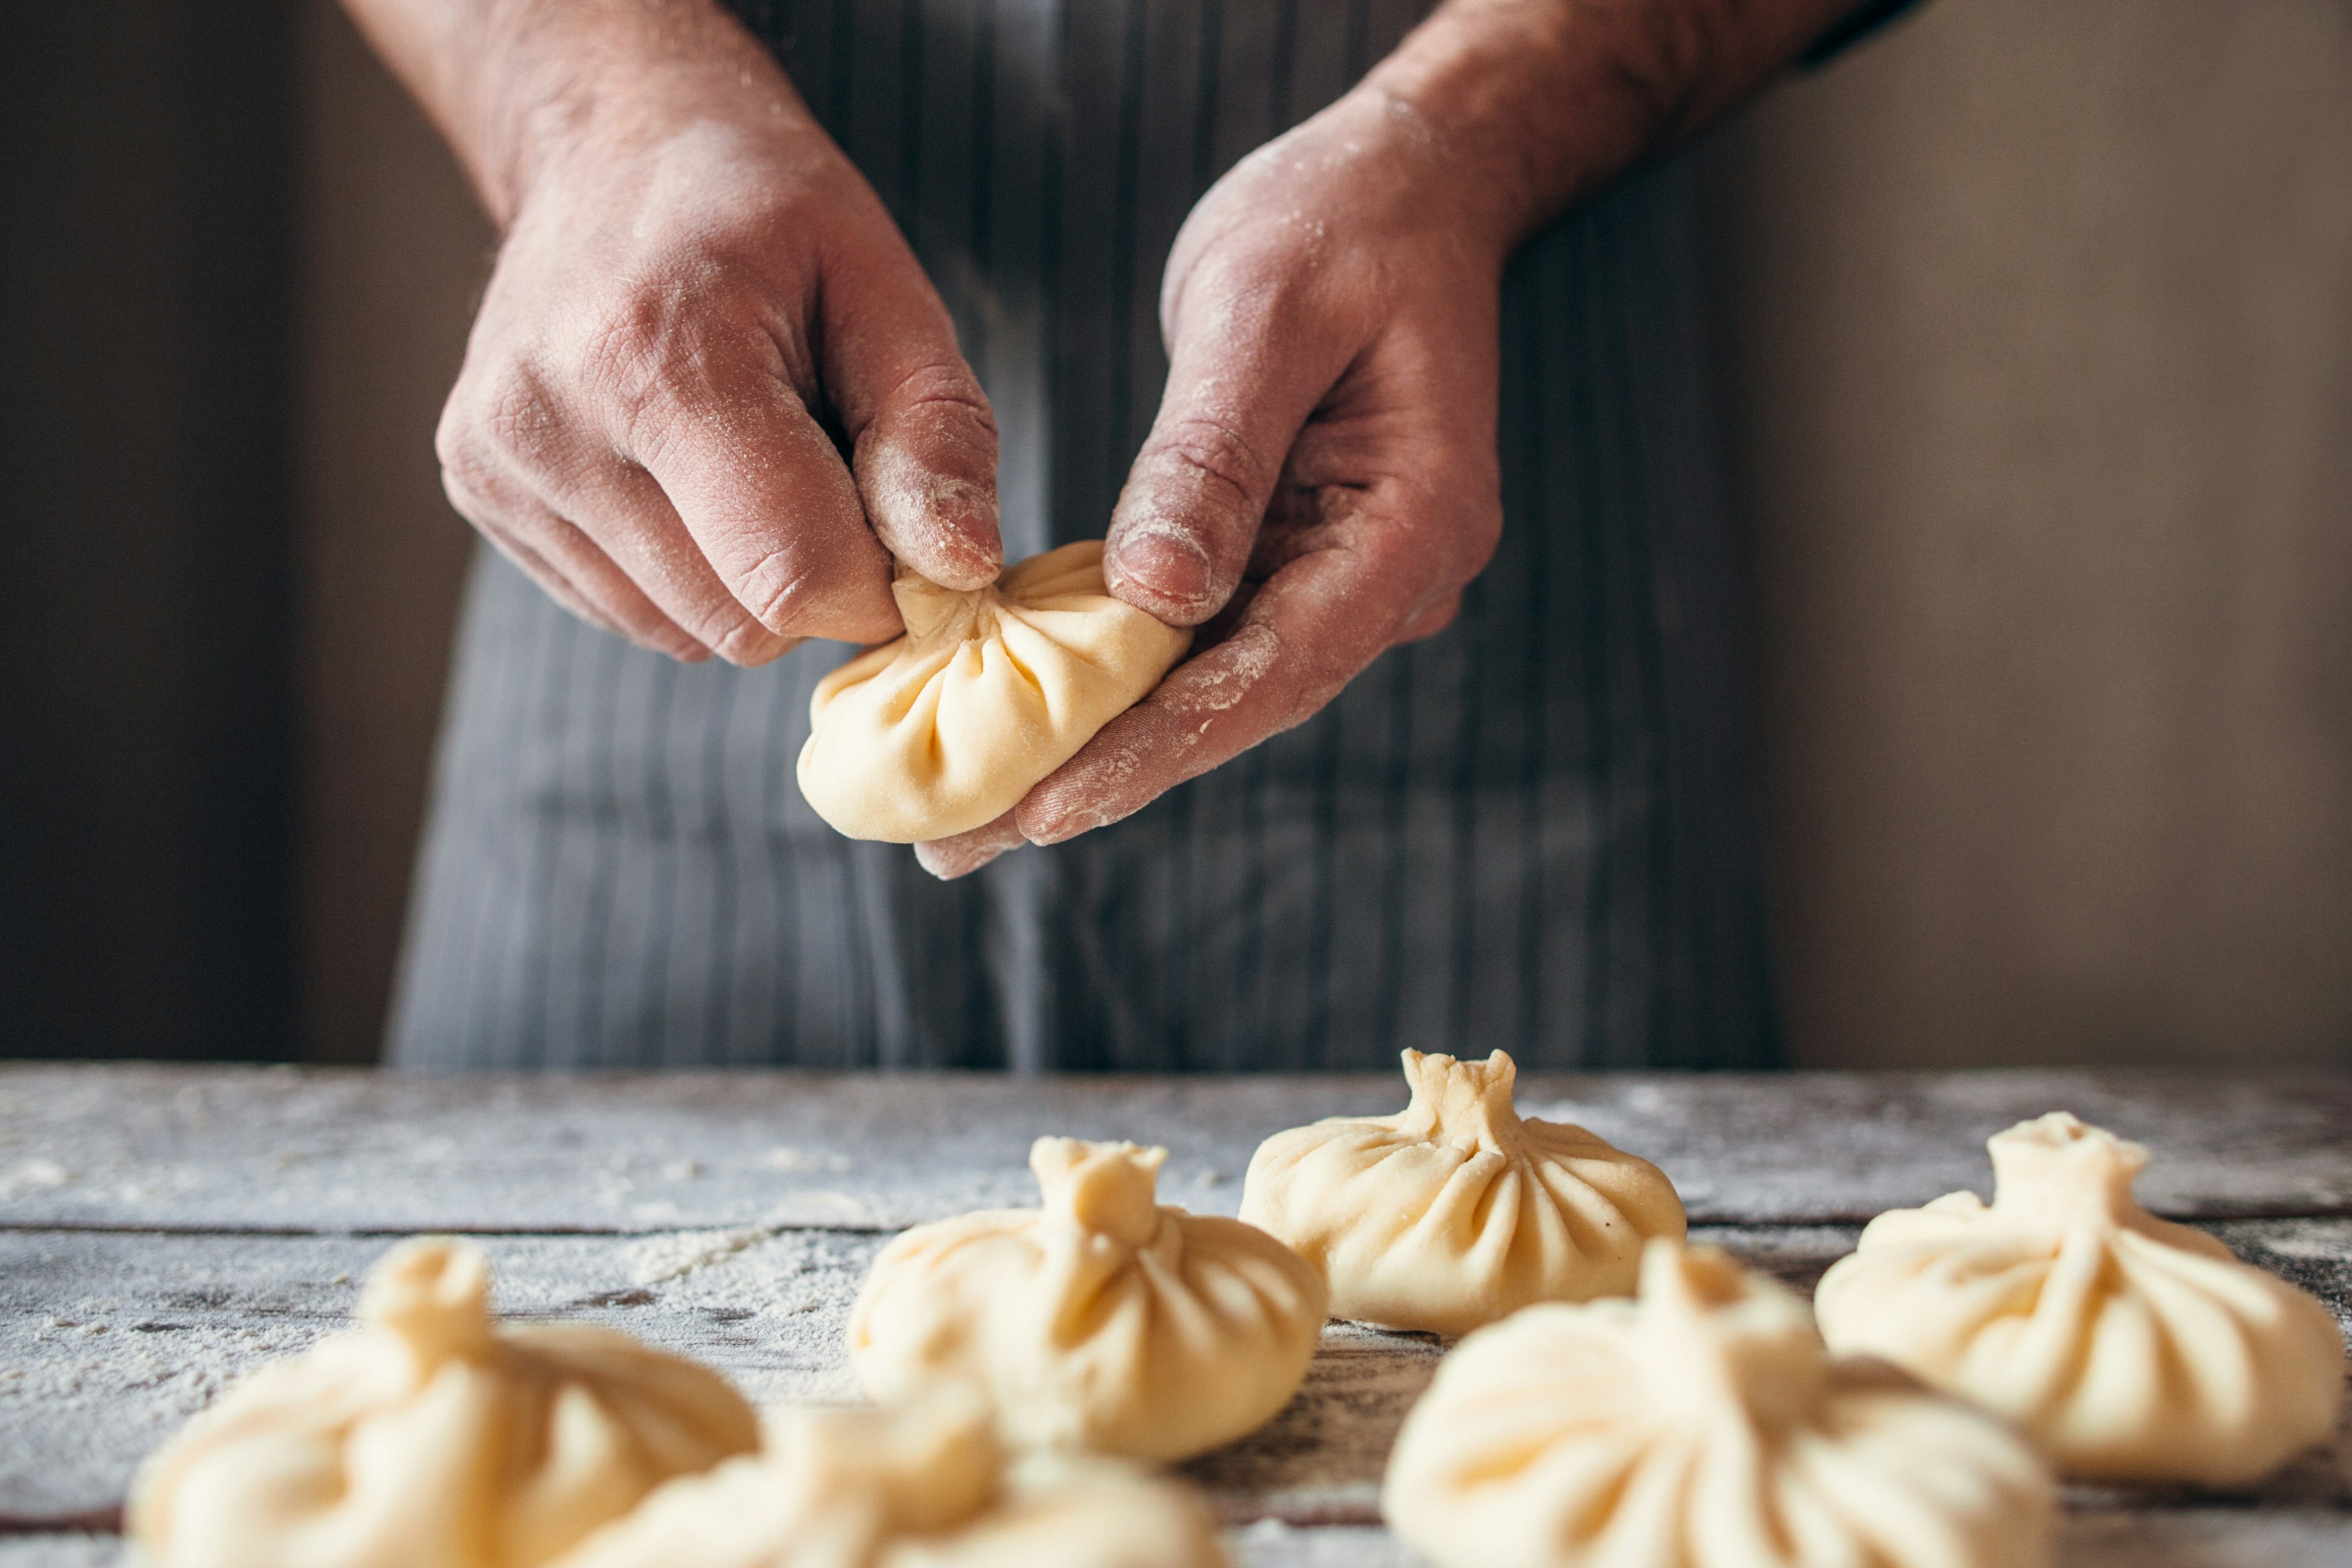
top-left (2, 1065), bottom-right (2347, 1566)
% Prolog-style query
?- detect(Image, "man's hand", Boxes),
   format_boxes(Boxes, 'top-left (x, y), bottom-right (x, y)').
top-left (914, 88), bottom-right (1503, 878)
top-left (916, 0), bottom-right (1853, 878)
top-left (348, 0), bottom-right (1000, 662)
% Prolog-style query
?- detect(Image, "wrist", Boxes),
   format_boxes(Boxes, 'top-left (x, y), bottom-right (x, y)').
top-left (1359, 0), bottom-right (1843, 251)
top-left (450, 0), bottom-right (807, 227)
top-left (1353, 2), bottom-right (1589, 254)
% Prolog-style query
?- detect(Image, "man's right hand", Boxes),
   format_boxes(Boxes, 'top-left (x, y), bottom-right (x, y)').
top-left (355, 0), bottom-right (1000, 663)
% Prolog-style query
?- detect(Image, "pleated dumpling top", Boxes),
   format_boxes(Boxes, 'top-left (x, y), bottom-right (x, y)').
top-left (848, 1137), bottom-right (1326, 1460)
top-left (1814, 1112), bottom-right (2344, 1485)
top-left (1384, 1242), bottom-right (2055, 1568)
top-left (796, 541), bottom-right (1191, 841)
top-left (1240, 1049), bottom-right (1685, 1335)
top-left (551, 1389), bottom-right (1228, 1568)
top-left (129, 1238), bottom-right (760, 1568)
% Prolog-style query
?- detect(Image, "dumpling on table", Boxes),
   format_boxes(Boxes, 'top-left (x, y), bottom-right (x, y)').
top-left (129, 1237), bottom-right (760, 1568)
top-left (1240, 1048), bottom-right (1684, 1335)
top-left (1814, 1110), bottom-right (2345, 1486)
top-left (1383, 1240), bottom-right (2054, 1568)
top-left (848, 1136), bottom-right (1325, 1460)
top-left (551, 1389), bottom-right (1228, 1568)
top-left (796, 541), bottom-right (1191, 842)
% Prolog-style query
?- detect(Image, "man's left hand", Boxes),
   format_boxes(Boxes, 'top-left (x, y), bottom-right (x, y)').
top-left (916, 87), bottom-right (1509, 877)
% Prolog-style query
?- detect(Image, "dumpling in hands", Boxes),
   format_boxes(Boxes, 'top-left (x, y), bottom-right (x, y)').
top-left (1240, 1049), bottom-right (1684, 1335)
top-left (1383, 1241), bottom-right (2055, 1568)
top-left (129, 1238), bottom-right (760, 1568)
top-left (848, 1136), bottom-right (1327, 1460)
top-left (1814, 1111), bottom-right (2345, 1486)
top-left (796, 541), bottom-right (1191, 842)
top-left (552, 1389), bottom-right (1228, 1568)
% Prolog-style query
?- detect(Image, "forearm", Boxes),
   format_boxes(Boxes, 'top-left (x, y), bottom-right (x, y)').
top-left (1364, 0), bottom-right (1858, 252)
top-left (337, 0), bottom-right (791, 226)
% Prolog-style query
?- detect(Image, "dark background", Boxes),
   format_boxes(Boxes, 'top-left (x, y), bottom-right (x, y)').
top-left (5, 0), bottom-right (2348, 1069)
top-left (2, 4), bottom-right (299, 1060)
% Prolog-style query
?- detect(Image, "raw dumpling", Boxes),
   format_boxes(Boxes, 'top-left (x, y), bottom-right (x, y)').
top-left (129, 1238), bottom-right (760, 1568)
top-left (552, 1390), bottom-right (1228, 1568)
top-left (1239, 1049), bottom-right (1684, 1335)
top-left (797, 541), bottom-right (1191, 842)
top-left (1814, 1111), bottom-right (2345, 1486)
top-left (848, 1136), bottom-right (1327, 1460)
top-left (1383, 1241), bottom-right (2054, 1568)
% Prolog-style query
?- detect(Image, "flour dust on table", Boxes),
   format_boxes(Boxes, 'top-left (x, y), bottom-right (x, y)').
top-left (128, 1240), bottom-right (759, 1568)
top-left (15, 1066), bottom-right (2351, 1567)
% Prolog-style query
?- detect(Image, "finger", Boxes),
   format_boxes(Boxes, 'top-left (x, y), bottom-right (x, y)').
top-left (443, 463), bottom-right (712, 660)
top-left (1104, 290), bottom-right (1354, 625)
top-left (614, 353), bottom-right (902, 647)
top-left (482, 527), bottom-right (626, 639)
top-left (1017, 503), bottom-right (1428, 845)
top-left (1395, 589), bottom-right (1461, 644)
top-left (823, 239), bottom-right (1003, 592)
top-left (913, 809), bottom-right (1028, 881)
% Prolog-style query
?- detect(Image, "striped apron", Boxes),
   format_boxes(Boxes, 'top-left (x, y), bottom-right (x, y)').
top-left (388, 0), bottom-right (1782, 1073)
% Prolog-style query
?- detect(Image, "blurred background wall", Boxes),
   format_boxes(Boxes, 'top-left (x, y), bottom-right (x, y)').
top-left (292, 0), bottom-right (486, 1063)
top-left (2, 0), bottom-right (2347, 1068)
top-left (1, 3), bottom-right (299, 1060)
top-left (1707, 0), bottom-right (2352, 1067)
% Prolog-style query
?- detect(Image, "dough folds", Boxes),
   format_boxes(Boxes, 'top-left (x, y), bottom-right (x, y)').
top-left (848, 1136), bottom-right (1327, 1460)
top-left (1239, 1049), bottom-right (1684, 1335)
top-left (1384, 1241), bottom-right (2054, 1568)
top-left (796, 541), bottom-right (1191, 842)
top-left (1814, 1111), bottom-right (2345, 1486)
top-left (552, 1390), bottom-right (1227, 1568)
top-left (129, 1238), bottom-right (760, 1568)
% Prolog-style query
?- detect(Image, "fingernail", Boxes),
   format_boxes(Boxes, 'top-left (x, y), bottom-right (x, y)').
top-left (1110, 529), bottom-right (1213, 614)
top-left (914, 809), bottom-right (1027, 879)
top-left (924, 477), bottom-right (1001, 586)
top-left (915, 842), bottom-right (1005, 880)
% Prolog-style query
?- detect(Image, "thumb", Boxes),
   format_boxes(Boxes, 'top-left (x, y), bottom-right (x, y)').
top-left (1105, 303), bottom-right (1341, 626)
top-left (826, 242), bottom-right (1003, 592)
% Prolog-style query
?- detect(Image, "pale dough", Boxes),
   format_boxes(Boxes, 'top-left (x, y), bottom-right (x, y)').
top-left (1814, 1111), bottom-right (2345, 1485)
top-left (848, 1137), bottom-right (1326, 1460)
top-left (1384, 1241), bottom-right (2054, 1568)
top-left (796, 541), bottom-right (1191, 842)
top-left (1239, 1049), bottom-right (1684, 1335)
top-left (550, 1390), bottom-right (1229, 1568)
top-left (129, 1238), bottom-right (760, 1568)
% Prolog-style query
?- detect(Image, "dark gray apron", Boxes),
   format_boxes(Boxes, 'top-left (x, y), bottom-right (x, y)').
top-left (388, 0), bottom-right (1781, 1073)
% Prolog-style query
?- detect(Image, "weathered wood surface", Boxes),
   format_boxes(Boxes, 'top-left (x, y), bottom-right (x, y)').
top-left (5, 1066), bottom-right (2350, 1231)
top-left (13, 1515), bottom-right (2352, 1568)
top-left (1, 1068), bottom-right (2346, 1565)
top-left (5, 1223), bottom-right (2345, 1525)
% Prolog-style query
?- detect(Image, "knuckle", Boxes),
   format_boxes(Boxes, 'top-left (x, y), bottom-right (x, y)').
top-left (439, 470), bottom-right (496, 532)
top-left (437, 457), bottom-right (524, 540)
top-left (486, 369), bottom-right (563, 466)
top-left (1144, 415), bottom-right (1270, 517)
top-left (431, 401), bottom-right (473, 475)
top-left (1384, 472), bottom-right (1502, 587)
top-left (443, 362), bottom-right (570, 480)
top-left (731, 546), bottom-right (824, 634)
top-left (571, 273), bottom-right (738, 461)
top-left (707, 616), bottom-right (785, 666)
top-left (1456, 494), bottom-right (1504, 579)
top-left (883, 360), bottom-right (997, 437)
top-left (1409, 593), bottom-right (1464, 640)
